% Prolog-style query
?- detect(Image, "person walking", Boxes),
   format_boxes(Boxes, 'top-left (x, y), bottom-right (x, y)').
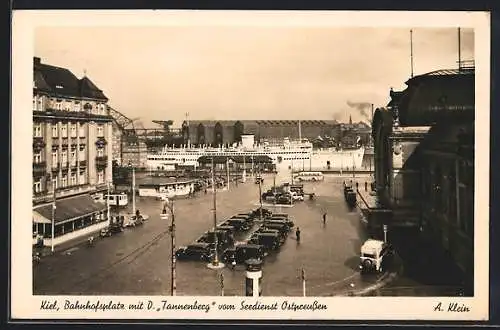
top-left (295, 227), bottom-right (301, 242)
top-left (322, 212), bottom-right (327, 225)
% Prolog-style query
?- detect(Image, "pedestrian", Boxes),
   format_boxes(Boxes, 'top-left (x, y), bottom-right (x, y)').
top-left (322, 213), bottom-right (327, 224)
top-left (295, 227), bottom-right (301, 242)
top-left (204, 188), bottom-right (207, 194)
top-left (356, 182), bottom-right (359, 190)
top-left (365, 181), bottom-right (368, 192)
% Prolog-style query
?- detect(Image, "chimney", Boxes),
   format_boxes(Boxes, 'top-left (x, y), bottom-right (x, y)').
top-left (34, 57), bottom-right (41, 65)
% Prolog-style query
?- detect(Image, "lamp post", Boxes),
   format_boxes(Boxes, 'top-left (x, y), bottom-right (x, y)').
top-left (50, 173), bottom-right (56, 253)
top-left (128, 162), bottom-right (136, 215)
top-left (107, 181), bottom-right (111, 225)
top-left (208, 156), bottom-right (224, 270)
top-left (161, 199), bottom-right (176, 296)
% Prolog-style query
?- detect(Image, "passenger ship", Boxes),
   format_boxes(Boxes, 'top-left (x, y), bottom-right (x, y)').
top-left (146, 134), bottom-right (364, 172)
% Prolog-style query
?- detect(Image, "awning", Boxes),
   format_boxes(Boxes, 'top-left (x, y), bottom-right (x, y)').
top-left (33, 194), bottom-right (106, 225)
top-left (197, 155), bottom-right (272, 164)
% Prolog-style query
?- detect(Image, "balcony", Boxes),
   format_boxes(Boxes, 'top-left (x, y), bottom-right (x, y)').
top-left (33, 161), bottom-right (47, 177)
top-left (96, 156), bottom-right (108, 169)
top-left (61, 137), bottom-right (69, 148)
top-left (96, 137), bottom-right (107, 147)
top-left (33, 137), bottom-right (46, 150)
top-left (79, 160), bottom-right (87, 167)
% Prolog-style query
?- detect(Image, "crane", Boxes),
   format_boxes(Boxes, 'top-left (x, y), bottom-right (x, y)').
top-left (152, 120), bottom-right (173, 131)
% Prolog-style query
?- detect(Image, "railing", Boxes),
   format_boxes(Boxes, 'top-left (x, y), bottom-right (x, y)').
top-left (32, 184), bottom-right (96, 204)
top-left (33, 162), bottom-right (47, 176)
top-left (96, 156), bottom-right (108, 168)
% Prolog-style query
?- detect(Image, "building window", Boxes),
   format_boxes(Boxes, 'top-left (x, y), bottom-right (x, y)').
top-left (79, 171), bottom-right (85, 185)
top-left (97, 148), bottom-right (104, 157)
top-left (97, 171), bottom-right (104, 184)
top-left (97, 125), bottom-right (104, 137)
top-left (73, 102), bottom-right (80, 112)
top-left (38, 97), bottom-right (43, 111)
top-left (52, 151), bottom-right (58, 165)
top-left (33, 123), bottom-right (42, 137)
top-left (52, 178), bottom-right (58, 190)
top-left (33, 151), bottom-right (42, 163)
top-left (61, 176), bottom-right (67, 187)
top-left (52, 124), bottom-right (58, 138)
top-left (79, 146), bottom-right (85, 161)
top-left (70, 123), bottom-right (77, 137)
top-left (70, 151), bottom-right (76, 165)
top-left (32, 98), bottom-right (37, 111)
top-left (70, 174), bottom-right (77, 186)
top-left (79, 123), bottom-right (85, 137)
top-left (55, 100), bottom-right (62, 110)
top-left (61, 125), bottom-right (67, 138)
top-left (61, 151), bottom-right (67, 163)
top-left (33, 180), bottom-right (42, 193)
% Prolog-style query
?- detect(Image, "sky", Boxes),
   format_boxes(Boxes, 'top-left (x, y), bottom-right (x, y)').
top-left (34, 26), bottom-right (474, 128)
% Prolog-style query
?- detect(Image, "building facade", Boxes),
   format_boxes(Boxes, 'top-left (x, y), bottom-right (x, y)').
top-left (371, 68), bottom-right (475, 289)
top-left (32, 57), bottom-right (114, 248)
top-left (181, 120), bottom-right (339, 146)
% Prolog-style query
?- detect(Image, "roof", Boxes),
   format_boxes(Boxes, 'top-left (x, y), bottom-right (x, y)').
top-left (34, 57), bottom-right (108, 101)
top-left (186, 120), bottom-right (338, 127)
top-left (405, 68), bottom-right (474, 85)
top-left (33, 194), bottom-right (106, 224)
top-left (361, 239), bottom-right (385, 251)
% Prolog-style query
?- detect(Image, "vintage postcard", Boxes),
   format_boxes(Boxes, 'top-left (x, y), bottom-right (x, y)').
top-left (11, 10), bottom-right (490, 321)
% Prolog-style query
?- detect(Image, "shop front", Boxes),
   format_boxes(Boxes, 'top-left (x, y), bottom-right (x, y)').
top-left (32, 194), bottom-right (108, 248)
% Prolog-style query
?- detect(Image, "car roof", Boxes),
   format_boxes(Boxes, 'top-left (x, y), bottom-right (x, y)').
top-left (237, 243), bottom-right (263, 249)
top-left (188, 242), bottom-right (211, 248)
top-left (361, 239), bottom-right (385, 250)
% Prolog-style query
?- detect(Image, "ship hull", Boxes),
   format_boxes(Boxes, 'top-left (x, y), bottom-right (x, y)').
top-left (146, 147), bottom-right (365, 171)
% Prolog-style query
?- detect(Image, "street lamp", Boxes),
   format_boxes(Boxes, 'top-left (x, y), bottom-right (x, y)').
top-left (161, 199), bottom-right (176, 296)
top-left (208, 156), bottom-right (224, 270)
top-left (128, 162), bottom-right (136, 215)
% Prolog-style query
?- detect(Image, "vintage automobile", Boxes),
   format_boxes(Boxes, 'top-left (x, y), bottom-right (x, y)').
top-left (359, 239), bottom-right (394, 274)
top-left (196, 230), bottom-right (234, 250)
top-left (175, 243), bottom-right (213, 262)
top-left (226, 218), bottom-right (251, 232)
top-left (222, 243), bottom-right (266, 264)
top-left (262, 223), bottom-right (290, 238)
top-left (248, 232), bottom-right (282, 250)
top-left (100, 228), bottom-right (113, 237)
top-left (344, 184), bottom-right (357, 208)
top-left (251, 207), bottom-right (273, 219)
top-left (255, 176), bottom-right (264, 184)
top-left (216, 224), bottom-right (236, 234)
top-left (266, 218), bottom-right (294, 230)
top-left (276, 193), bottom-right (293, 205)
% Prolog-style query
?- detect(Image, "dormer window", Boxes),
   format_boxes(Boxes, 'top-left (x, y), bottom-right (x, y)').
top-left (56, 85), bottom-right (63, 89)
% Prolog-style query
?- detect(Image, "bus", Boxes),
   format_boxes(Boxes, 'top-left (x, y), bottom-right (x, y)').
top-left (293, 171), bottom-right (324, 182)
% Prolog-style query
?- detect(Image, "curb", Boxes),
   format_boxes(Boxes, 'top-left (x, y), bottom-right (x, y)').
top-left (334, 254), bottom-right (404, 297)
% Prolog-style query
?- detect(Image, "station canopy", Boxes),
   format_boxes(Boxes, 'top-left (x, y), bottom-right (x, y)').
top-left (197, 155), bottom-right (272, 164)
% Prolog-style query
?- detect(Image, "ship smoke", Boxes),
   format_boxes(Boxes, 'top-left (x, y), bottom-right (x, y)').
top-left (346, 101), bottom-right (373, 121)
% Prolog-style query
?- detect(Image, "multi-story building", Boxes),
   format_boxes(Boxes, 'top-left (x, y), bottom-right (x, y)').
top-left (371, 67), bottom-right (475, 292)
top-left (32, 57), bottom-right (114, 248)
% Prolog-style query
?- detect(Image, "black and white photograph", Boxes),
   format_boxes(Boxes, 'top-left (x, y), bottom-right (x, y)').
top-left (11, 10), bottom-right (489, 321)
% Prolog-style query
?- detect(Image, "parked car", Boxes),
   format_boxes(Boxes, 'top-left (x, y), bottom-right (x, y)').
top-left (251, 207), bottom-right (273, 219)
top-left (249, 232), bottom-right (282, 250)
top-left (226, 218), bottom-right (251, 231)
top-left (100, 228), bottom-right (113, 237)
top-left (262, 223), bottom-right (290, 238)
top-left (255, 176), bottom-right (264, 184)
top-left (291, 191), bottom-right (304, 201)
top-left (359, 239), bottom-right (394, 274)
top-left (222, 243), bottom-right (266, 264)
top-left (266, 218), bottom-right (294, 230)
top-left (276, 193), bottom-right (292, 205)
top-left (176, 243), bottom-right (213, 262)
